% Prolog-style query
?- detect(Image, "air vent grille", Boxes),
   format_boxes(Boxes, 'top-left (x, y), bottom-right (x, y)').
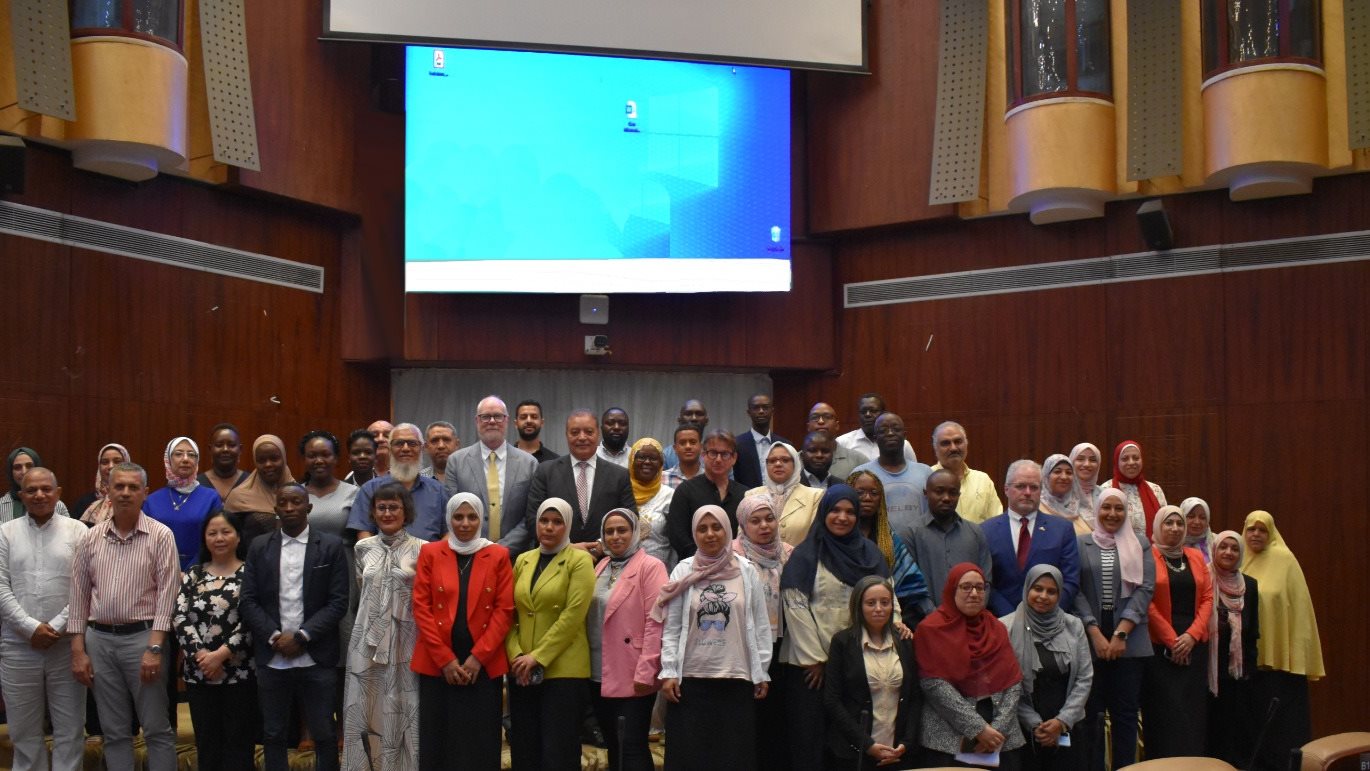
top-left (0, 200), bottom-right (323, 292)
top-left (845, 229), bottom-right (1370, 308)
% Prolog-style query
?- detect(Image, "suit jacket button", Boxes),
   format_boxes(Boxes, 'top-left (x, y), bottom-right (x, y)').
top-left (482, 624), bottom-right (487, 629)
top-left (438, 586), bottom-right (444, 592)
top-left (486, 587), bottom-right (492, 592)
top-left (624, 637), bottom-right (631, 644)
top-left (438, 604), bottom-right (444, 609)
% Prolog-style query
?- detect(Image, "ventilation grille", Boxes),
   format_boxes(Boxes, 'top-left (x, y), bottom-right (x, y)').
top-left (0, 200), bottom-right (323, 292)
top-left (845, 229), bottom-right (1370, 308)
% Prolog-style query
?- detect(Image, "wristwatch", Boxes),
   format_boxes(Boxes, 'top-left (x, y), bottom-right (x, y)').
top-left (1112, 630), bottom-right (1129, 642)
top-left (147, 644), bottom-right (163, 655)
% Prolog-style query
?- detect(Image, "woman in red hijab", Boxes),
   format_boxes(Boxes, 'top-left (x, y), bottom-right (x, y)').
top-left (915, 562), bottom-right (1024, 769)
top-left (1099, 440), bottom-right (1167, 541)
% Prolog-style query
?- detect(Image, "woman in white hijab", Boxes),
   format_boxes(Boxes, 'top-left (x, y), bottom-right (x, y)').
top-left (411, 492), bottom-right (514, 770)
top-left (745, 441), bottom-right (822, 547)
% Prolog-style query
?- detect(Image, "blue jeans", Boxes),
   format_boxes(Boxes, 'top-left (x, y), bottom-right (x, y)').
top-left (258, 665), bottom-right (338, 771)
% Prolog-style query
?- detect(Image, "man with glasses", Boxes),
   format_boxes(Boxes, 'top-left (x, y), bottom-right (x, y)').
top-left (804, 403), bottom-right (867, 480)
top-left (981, 459), bottom-right (1081, 616)
top-left (348, 423), bottom-right (447, 540)
top-left (443, 395), bottom-right (539, 555)
top-left (665, 429), bottom-right (748, 560)
top-left (852, 412), bottom-right (932, 536)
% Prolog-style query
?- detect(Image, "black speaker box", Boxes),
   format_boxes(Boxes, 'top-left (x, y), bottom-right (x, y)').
top-left (0, 136), bottom-right (25, 195)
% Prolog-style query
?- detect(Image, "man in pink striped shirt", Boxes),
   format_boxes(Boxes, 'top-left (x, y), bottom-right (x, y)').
top-left (68, 462), bottom-right (180, 771)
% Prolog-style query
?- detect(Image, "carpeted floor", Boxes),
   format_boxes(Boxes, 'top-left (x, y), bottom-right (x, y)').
top-left (0, 703), bottom-right (666, 769)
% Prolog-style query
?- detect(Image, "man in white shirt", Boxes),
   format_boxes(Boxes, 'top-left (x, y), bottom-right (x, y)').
top-left (597, 407), bottom-right (631, 467)
top-left (0, 467), bottom-right (89, 771)
top-left (835, 393), bottom-right (917, 464)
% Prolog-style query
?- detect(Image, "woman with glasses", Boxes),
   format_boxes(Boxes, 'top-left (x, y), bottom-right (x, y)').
top-left (746, 441), bottom-right (821, 547)
top-left (145, 437), bottom-right (224, 570)
top-left (916, 562), bottom-right (1024, 769)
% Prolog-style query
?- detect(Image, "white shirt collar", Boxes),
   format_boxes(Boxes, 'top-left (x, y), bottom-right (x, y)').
top-left (480, 442), bottom-right (506, 461)
top-left (575, 454), bottom-right (598, 470)
top-left (283, 526), bottom-right (310, 545)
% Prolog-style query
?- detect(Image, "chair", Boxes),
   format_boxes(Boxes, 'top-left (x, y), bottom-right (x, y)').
top-left (1299, 732), bottom-right (1370, 771)
top-left (1127, 759), bottom-right (1238, 771)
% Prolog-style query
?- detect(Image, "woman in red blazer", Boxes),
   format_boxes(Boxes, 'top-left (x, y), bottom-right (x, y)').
top-left (588, 507), bottom-right (669, 771)
top-left (411, 492), bottom-right (515, 770)
top-left (1142, 504), bottom-right (1214, 759)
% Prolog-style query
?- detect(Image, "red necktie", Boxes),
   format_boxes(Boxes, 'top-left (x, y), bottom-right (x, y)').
top-left (1016, 516), bottom-right (1032, 570)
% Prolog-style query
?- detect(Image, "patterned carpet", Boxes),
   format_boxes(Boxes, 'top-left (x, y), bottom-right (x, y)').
top-left (0, 703), bottom-right (668, 769)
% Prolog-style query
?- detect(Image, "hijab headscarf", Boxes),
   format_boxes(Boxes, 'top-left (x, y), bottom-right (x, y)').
top-left (1240, 511), bottom-right (1324, 679)
top-left (628, 438), bottom-right (664, 506)
top-left (780, 484), bottom-right (888, 594)
top-left (535, 498), bottom-right (574, 555)
top-left (1092, 487), bottom-right (1144, 597)
top-left (6, 447), bottom-right (40, 509)
top-left (164, 437), bottom-right (201, 494)
top-left (762, 441), bottom-right (803, 511)
top-left (85, 443), bottom-right (131, 524)
top-left (651, 505), bottom-right (741, 622)
top-left (1181, 497), bottom-right (1214, 562)
top-left (446, 492), bottom-right (494, 555)
top-left (1039, 453), bottom-right (1080, 522)
top-left (1151, 505), bottom-right (1185, 560)
top-left (1110, 440), bottom-right (1161, 520)
top-left (1207, 530), bottom-right (1247, 695)
top-left (224, 435), bottom-right (296, 513)
top-left (599, 507), bottom-right (641, 564)
top-left (845, 470), bottom-right (897, 569)
top-left (733, 495), bottom-right (786, 572)
top-left (1003, 564), bottom-right (1072, 695)
top-left (1068, 442), bottom-right (1103, 526)
top-left (916, 562), bottom-right (1022, 698)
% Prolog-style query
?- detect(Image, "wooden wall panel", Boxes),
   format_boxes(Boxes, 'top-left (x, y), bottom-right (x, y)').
top-left (806, 0), bottom-right (955, 232)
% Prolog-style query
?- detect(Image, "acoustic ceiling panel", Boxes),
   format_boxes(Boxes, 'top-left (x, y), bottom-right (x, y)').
top-left (928, 0), bottom-right (988, 205)
top-left (1346, 0), bottom-right (1370, 149)
top-left (200, 0), bottom-right (261, 170)
top-left (8, 0), bottom-right (76, 120)
top-left (1126, 0), bottom-right (1183, 180)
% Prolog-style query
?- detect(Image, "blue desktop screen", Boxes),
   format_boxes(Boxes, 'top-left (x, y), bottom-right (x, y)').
top-left (404, 46), bottom-right (791, 293)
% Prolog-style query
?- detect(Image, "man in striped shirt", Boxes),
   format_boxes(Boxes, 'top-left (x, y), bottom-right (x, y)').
top-left (68, 462), bottom-right (180, 771)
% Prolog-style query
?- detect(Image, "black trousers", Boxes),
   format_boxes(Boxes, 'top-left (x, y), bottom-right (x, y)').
top-left (508, 677), bottom-right (588, 771)
top-left (1140, 646), bottom-right (1208, 759)
top-left (257, 665), bottom-right (339, 771)
top-left (592, 690), bottom-right (656, 771)
top-left (419, 673), bottom-right (503, 770)
top-left (186, 681), bottom-right (259, 771)
top-left (781, 664), bottom-right (826, 771)
top-left (665, 678), bottom-right (755, 771)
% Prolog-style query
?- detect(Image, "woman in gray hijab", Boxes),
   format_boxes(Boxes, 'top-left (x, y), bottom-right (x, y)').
top-left (1000, 564), bottom-right (1092, 770)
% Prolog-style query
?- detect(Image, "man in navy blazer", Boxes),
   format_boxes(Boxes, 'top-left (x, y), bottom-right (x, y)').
top-left (240, 484), bottom-right (349, 771)
top-left (981, 459), bottom-right (1081, 616)
top-left (444, 395), bottom-right (540, 555)
top-left (732, 393), bottom-right (789, 489)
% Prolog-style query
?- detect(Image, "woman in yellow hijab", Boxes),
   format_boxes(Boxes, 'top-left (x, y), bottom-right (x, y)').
top-left (1241, 510), bottom-right (1324, 770)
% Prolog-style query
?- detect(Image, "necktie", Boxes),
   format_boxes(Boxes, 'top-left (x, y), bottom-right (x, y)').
top-left (1016, 516), bottom-right (1032, 570)
top-left (576, 461), bottom-right (590, 524)
top-left (486, 451), bottom-right (502, 539)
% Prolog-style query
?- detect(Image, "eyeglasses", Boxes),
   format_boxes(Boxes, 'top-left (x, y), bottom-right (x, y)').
top-left (170, 450), bottom-right (199, 460)
top-left (477, 413), bottom-right (508, 423)
top-left (374, 503), bottom-right (404, 514)
top-left (956, 583), bottom-right (987, 594)
top-left (704, 450), bottom-right (735, 459)
top-left (390, 439), bottom-right (421, 449)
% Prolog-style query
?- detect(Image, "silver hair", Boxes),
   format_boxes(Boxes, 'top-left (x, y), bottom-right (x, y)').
top-left (1004, 459), bottom-right (1042, 488)
top-left (389, 423), bottom-right (423, 443)
top-left (930, 420), bottom-right (965, 451)
top-left (475, 395), bottom-right (507, 415)
top-left (111, 461), bottom-right (148, 487)
top-left (20, 466), bottom-right (59, 488)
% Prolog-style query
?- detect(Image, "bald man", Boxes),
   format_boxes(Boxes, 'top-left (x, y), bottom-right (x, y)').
top-left (367, 419), bottom-right (394, 474)
top-left (929, 421), bottom-right (1003, 524)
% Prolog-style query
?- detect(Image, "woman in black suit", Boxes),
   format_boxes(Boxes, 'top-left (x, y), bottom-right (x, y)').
top-left (1206, 529), bottom-right (1260, 767)
top-left (822, 575), bottom-right (920, 770)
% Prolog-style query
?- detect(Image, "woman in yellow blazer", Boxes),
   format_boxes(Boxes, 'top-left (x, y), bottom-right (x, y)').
top-left (506, 497), bottom-right (596, 771)
top-left (746, 442), bottom-right (823, 547)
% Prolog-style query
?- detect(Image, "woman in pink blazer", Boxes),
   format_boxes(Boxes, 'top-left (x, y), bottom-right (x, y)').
top-left (587, 507), bottom-right (670, 771)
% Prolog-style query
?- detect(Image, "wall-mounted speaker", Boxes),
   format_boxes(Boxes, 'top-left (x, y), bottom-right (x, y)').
top-left (1137, 199), bottom-right (1173, 251)
top-left (0, 136), bottom-right (26, 195)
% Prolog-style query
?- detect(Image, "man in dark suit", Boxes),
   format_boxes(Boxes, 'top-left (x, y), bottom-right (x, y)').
top-left (524, 409), bottom-right (636, 560)
top-left (981, 459), bottom-right (1081, 616)
top-left (666, 429), bottom-right (749, 560)
top-left (798, 430), bottom-right (844, 489)
top-left (240, 483), bottom-right (349, 771)
top-left (732, 393), bottom-right (789, 489)
top-left (444, 395), bottom-right (540, 555)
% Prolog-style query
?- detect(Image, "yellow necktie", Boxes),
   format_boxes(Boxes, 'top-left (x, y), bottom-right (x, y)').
top-left (486, 451), bottom-right (502, 539)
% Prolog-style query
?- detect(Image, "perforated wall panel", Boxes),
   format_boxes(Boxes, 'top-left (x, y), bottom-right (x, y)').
top-left (8, 0), bottom-right (76, 120)
top-left (200, 0), bottom-right (261, 170)
top-left (1125, 0), bottom-right (1182, 180)
top-left (1347, 0), bottom-right (1370, 149)
top-left (929, 0), bottom-right (988, 205)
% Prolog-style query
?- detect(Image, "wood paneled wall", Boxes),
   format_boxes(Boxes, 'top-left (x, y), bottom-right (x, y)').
top-left (0, 145), bottom-right (389, 497)
top-left (773, 176), bottom-right (1370, 736)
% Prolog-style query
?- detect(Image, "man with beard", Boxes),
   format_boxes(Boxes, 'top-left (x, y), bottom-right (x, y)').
top-left (197, 423), bottom-right (250, 501)
top-left (732, 393), bottom-right (787, 489)
top-left (903, 468), bottom-right (993, 617)
top-left (513, 399), bottom-right (559, 463)
top-left (660, 399), bottom-right (708, 469)
top-left (852, 412), bottom-right (932, 536)
top-left (596, 407), bottom-right (631, 467)
top-left (367, 419), bottom-right (394, 475)
top-left (419, 421), bottom-right (459, 480)
top-left (444, 395), bottom-right (539, 554)
top-left (797, 430), bottom-right (843, 490)
top-left (348, 423), bottom-right (446, 540)
top-left (803, 403), bottom-right (868, 480)
top-left (928, 421), bottom-right (1002, 524)
top-left (835, 393), bottom-right (917, 464)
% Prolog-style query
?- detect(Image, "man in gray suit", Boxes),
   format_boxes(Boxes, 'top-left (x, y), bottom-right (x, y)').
top-left (443, 395), bottom-right (539, 556)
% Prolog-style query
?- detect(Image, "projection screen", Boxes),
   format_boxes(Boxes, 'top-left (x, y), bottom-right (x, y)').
top-left (322, 0), bottom-right (867, 72)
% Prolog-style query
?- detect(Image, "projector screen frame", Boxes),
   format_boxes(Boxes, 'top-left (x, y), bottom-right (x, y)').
top-left (320, 1), bottom-right (869, 74)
